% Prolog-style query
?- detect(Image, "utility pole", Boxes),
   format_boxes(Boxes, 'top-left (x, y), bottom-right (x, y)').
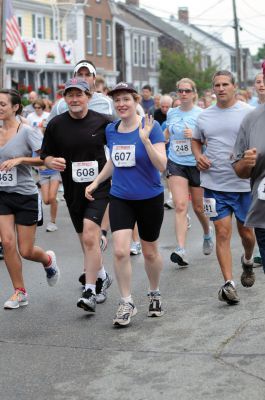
top-left (232, 0), bottom-right (242, 88)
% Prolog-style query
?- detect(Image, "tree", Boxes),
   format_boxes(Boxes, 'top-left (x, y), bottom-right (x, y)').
top-left (159, 48), bottom-right (217, 95)
top-left (255, 44), bottom-right (265, 61)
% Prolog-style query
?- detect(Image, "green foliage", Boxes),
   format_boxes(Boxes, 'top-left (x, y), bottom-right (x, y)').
top-left (21, 97), bottom-right (30, 107)
top-left (255, 44), bottom-right (265, 61)
top-left (159, 48), bottom-right (217, 96)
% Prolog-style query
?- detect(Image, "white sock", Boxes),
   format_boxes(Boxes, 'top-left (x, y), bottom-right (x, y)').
top-left (149, 288), bottom-right (159, 294)
top-left (85, 284), bottom-right (96, 294)
top-left (243, 255), bottom-right (253, 265)
top-left (97, 266), bottom-right (107, 280)
top-left (121, 295), bottom-right (133, 304)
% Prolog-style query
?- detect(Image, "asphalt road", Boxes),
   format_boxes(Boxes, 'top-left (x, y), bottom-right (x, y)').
top-left (0, 198), bottom-right (265, 400)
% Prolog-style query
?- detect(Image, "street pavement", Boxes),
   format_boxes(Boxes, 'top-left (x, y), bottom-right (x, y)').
top-left (0, 198), bottom-right (265, 400)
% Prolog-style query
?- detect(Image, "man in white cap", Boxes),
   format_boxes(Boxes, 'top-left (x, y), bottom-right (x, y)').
top-left (41, 78), bottom-right (112, 313)
top-left (47, 60), bottom-right (114, 122)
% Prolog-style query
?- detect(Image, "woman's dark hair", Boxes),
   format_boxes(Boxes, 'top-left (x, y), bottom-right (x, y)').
top-left (0, 89), bottom-right (23, 115)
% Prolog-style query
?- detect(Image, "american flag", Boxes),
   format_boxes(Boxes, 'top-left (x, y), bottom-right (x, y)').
top-left (5, 0), bottom-right (21, 52)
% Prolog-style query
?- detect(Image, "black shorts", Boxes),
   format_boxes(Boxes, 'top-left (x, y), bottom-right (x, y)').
top-left (109, 193), bottom-right (164, 242)
top-left (0, 191), bottom-right (39, 226)
top-left (167, 159), bottom-right (200, 187)
top-left (68, 197), bottom-right (109, 233)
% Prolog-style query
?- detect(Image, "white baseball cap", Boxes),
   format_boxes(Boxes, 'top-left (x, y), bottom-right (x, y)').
top-left (74, 61), bottom-right (97, 76)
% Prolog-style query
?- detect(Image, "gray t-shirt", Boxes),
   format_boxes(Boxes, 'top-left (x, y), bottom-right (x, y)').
top-left (193, 101), bottom-right (253, 192)
top-left (46, 92), bottom-right (115, 124)
top-left (0, 124), bottom-right (42, 195)
top-left (233, 104), bottom-right (265, 228)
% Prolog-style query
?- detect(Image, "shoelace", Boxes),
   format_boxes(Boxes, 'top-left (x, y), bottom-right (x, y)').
top-left (116, 302), bottom-right (133, 317)
top-left (9, 290), bottom-right (23, 301)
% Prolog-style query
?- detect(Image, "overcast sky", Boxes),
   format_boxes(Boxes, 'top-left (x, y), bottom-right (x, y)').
top-left (119, 0), bottom-right (265, 56)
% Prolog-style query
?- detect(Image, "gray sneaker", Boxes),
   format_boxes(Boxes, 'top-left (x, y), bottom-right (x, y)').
top-left (130, 241), bottom-right (142, 255)
top-left (113, 300), bottom-right (137, 326)
top-left (77, 289), bottom-right (96, 312)
top-left (241, 255), bottom-right (255, 287)
top-left (203, 226), bottom-right (214, 255)
top-left (148, 291), bottom-right (164, 317)
top-left (218, 282), bottom-right (240, 305)
top-left (170, 248), bottom-right (189, 266)
top-left (95, 273), bottom-right (113, 303)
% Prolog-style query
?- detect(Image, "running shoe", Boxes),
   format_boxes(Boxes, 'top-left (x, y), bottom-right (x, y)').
top-left (100, 234), bottom-right (108, 251)
top-left (4, 289), bottom-right (29, 309)
top-left (164, 199), bottom-right (174, 209)
top-left (0, 243), bottom-right (4, 260)
top-left (130, 241), bottom-right (142, 255)
top-left (187, 214), bottom-right (192, 229)
top-left (218, 282), bottom-right (240, 305)
top-left (254, 254), bottom-right (263, 265)
top-left (147, 291), bottom-right (164, 317)
top-left (240, 255), bottom-right (255, 287)
top-left (203, 226), bottom-right (214, 255)
top-left (77, 288), bottom-right (96, 312)
top-left (45, 250), bottom-right (60, 287)
top-left (170, 248), bottom-right (189, 266)
top-left (95, 273), bottom-right (113, 303)
top-left (113, 300), bottom-right (137, 326)
top-left (46, 222), bottom-right (58, 232)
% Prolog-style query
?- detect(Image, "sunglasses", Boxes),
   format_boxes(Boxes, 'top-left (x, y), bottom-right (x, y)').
top-left (177, 89), bottom-right (194, 94)
top-left (34, 106), bottom-right (42, 109)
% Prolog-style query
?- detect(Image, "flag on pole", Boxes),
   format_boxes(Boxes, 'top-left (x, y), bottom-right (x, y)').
top-left (5, 0), bottom-right (21, 53)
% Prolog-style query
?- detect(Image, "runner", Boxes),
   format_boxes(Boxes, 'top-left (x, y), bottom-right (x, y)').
top-left (85, 82), bottom-right (167, 327)
top-left (0, 89), bottom-right (59, 309)
top-left (165, 78), bottom-right (213, 266)
top-left (41, 78), bottom-right (112, 312)
top-left (192, 70), bottom-right (255, 305)
top-left (233, 63), bottom-right (265, 273)
top-left (27, 99), bottom-right (61, 232)
top-left (46, 59), bottom-right (113, 284)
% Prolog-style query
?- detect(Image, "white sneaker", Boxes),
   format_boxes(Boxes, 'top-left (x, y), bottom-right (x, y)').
top-left (130, 241), bottom-right (142, 255)
top-left (4, 289), bottom-right (29, 309)
top-left (45, 250), bottom-right (60, 286)
top-left (46, 222), bottom-right (58, 232)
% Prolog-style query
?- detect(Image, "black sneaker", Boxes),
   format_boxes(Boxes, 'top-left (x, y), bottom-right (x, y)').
top-left (77, 289), bottom-right (96, 312)
top-left (0, 243), bottom-right (4, 260)
top-left (240, 255), bottom-right (255, 287)
top-left (148, 291), bottom-right (164, 317)
top-left (95, 273), bottom-right (113, 304)
top-left (78, 273), bottom-right (86, 287)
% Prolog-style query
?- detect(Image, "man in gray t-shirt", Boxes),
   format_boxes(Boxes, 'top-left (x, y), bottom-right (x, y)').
top-left (192, 70), bottom-right (255, 305)
top-left (233, 103), bottom-right (265, 273)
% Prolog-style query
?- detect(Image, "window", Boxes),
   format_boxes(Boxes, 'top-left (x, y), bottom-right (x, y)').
top-left (149, 38), bottom-right (155, 68)
top-left (17, 16), bottom-right (22, 35)
top-left (231, 55), bottom-right (236, 73)
top-left (32, 14), bottom-right (46, 39)
top-left (50, 18), bottom-right (54, 40)
top-left (140, 37), bottom-right (146, 67)
top-left (96, 19), bottom-right (102, 56)
top-left (133, 36), bottom-right (139, 66)
top-left (106, 22), bottom-right (112, 57)
top-left (86, 17), bottom-right (93, 54)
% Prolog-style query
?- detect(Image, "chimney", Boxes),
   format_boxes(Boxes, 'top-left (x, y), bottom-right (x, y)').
top-left (125, 0), bottom-right (140, 7)
top-left (178, 7), bottom-right (189, 24)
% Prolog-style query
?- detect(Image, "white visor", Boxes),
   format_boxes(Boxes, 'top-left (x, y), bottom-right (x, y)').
top-left (74, 62), bottom-right (97, 76)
